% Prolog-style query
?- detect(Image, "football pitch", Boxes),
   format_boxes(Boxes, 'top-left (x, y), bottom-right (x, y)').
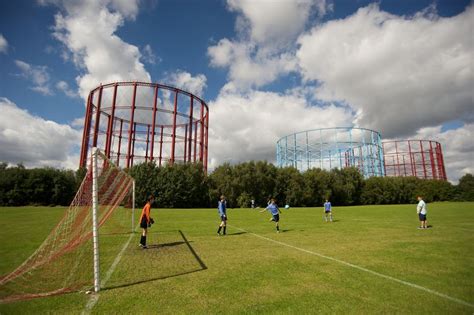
top-left (1, 202), bottom-right (473, 314)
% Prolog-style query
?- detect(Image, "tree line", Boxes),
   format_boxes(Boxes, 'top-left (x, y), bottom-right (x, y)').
top-left (0, 161), bottom-right (473, 207)
top-left (0, 162), bottom-right (85, 206)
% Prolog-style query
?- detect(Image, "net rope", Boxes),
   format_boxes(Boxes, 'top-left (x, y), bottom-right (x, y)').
top-left (0, 150), bottom-right (134, 303)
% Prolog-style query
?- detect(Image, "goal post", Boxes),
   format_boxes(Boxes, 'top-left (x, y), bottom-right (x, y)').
top-left (91, 147), bottom-right (100, 293)
top-left (0, 147), bottom-right (136, 302)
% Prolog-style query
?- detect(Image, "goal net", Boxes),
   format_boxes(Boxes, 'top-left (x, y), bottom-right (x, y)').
top-left (0, 148), bottom-right (135, 303)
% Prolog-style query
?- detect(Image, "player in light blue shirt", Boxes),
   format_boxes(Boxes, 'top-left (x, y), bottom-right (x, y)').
top-left (323, 199), bottom-right (333, 222)
top-left (217, 195), bottom-right (227, 235)
top-left (260, 198), bottom-right (281, 233)
top-left (416, 196), bottom-right (428, 229)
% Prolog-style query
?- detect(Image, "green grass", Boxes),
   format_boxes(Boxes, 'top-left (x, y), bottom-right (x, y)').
top-left (1, 203), bottom-right (473, 314)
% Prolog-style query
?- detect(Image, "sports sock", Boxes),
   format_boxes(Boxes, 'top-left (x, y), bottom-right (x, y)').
top-left (143, 236), bottom-right (147, 246)
top-left (140, 235), bottom-right (145, 245)
top-left (276, 225), bottom-right (280, 231)
top-left (217, 226), bottom-right (222, 234)
top-left (223, 226), bottom-right (226, 235)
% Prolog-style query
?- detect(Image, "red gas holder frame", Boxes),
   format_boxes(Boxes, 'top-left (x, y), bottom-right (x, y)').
top-left (382, 140), bottom-right (447, 180)
top-left (79, 82), bottom-right (209, 171)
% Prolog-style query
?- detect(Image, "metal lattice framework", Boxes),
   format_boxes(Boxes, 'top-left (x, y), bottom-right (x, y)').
top-left (80, 82), bottom-right (209, 170)
top-left (382, 140), bottom-right (447, 180)
top-left (276, 127), bottom-right (385, 177)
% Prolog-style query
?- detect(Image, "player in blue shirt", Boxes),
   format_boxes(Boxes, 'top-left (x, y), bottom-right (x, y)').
top-left (260, 198), bottom-right (281, 233)
top-left (217, 195), bottom-right (227, 235)
top-left (323, 199), bottom-right (333, 222)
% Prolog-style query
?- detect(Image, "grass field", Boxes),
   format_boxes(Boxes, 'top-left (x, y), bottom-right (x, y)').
top-left (1, 202), bottom-right (473, 314)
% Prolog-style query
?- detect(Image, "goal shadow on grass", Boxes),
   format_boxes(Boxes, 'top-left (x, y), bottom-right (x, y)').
top-left (102, 230), bottom-right (207, 291)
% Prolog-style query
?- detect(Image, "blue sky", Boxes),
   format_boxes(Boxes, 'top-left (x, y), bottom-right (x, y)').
top-left (0, 0), bottom-right (472, 182)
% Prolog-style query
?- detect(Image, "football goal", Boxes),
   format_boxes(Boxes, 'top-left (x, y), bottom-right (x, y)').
top-left (0, 148), bottom-right (135, 302)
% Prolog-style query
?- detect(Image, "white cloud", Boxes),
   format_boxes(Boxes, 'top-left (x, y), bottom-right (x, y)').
top-left (14, 60), bottom-right (53, 95)
top-left (46, 0), bottom-right (151, 100)
top-left (0, 34), bottom-right (8, 53)
top-left (227, 0), bottom-right (328, 47)
top-left (207, 89), bottom-right (353, 169)
top-left (56, 80), bottom-right (79, 98)
top-left (0, 98), bottom-right (81, 169)
top-left (141, 44), bottom-right (160, 65)
top-left (39, 0), bottom-right (140, 19)
top-left (208, 39), bottom-right (297, 90)
top-left (165, 70), bottom-right (207, 97)
top-left (208, 0), bottom-right (329, 89)
top-left (70, 117), bottom-right (85, 129)
top-left (297, 4), bottom-right (474, 138)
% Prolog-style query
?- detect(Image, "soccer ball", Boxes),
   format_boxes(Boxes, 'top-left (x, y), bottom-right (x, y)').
top-left (285, 204), bottom-right (290, 209)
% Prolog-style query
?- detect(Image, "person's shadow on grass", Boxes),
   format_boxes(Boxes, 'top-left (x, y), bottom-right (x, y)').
top-left (226, 231), bottom-right (246, 236)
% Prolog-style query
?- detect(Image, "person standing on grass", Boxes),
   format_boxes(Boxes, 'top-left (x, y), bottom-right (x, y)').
top-left (260, 198), bottom-right (281, 233)
top-left (217, 195), bottom-right (227, 235)
top-left (323, 199), bottom-right (333, 222)
top-left (416, 196), bottom-right (428, 229)
top-left (139, 194), bottom-right (155, 248)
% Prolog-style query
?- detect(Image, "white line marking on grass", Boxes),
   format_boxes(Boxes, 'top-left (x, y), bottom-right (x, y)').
top-left (82, 232), bottom-right (135, 315)
top-left (230, 225), bottom-right (474, 309)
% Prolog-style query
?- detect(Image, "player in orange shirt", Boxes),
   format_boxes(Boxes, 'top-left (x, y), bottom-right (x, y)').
top-left (139, 194), bottom-right (155, 249)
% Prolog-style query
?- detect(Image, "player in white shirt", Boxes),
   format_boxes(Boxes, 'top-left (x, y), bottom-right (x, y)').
top-left (416, 196), bottom-right (428, 229)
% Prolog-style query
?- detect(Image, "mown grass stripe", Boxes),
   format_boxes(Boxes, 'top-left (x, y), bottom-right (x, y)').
top-left (82, 232), bottom-right (135, 314)
top-left (231, 225), bottom-right (474, 309)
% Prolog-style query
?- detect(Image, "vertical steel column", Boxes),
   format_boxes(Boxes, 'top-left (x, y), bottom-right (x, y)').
top-left (131, 122), bottom-right (136, 167)
top-left (429, 141), bottom-right (437, 179)
top-left (150, 85), bottom-right (158, 161)
top-left (409, 141), bottom-right (416, 177)
top-left (420, 140), bottom-right (427, 179)
top-left (319, 129), bottom-right (323, 169)
top-left (188, 97), bottom-right (194, 162)
top-left (306, 131), bottom-right (310, 170)
top-left (105, 83), bottom-right (118, 158)
top-left (79, 93), bottom-right (93, 167)
top-left (199, 102), bottom-right (204, 162)
top-left (193, 121), bottom-right (198, 162)
top-left (145, 125), bottom-right (150, 162)
top-left (293, 133), bottom-right (297, 168)
top-left (402, 155), bottom-right (407, 176)
top-left (126, 83), bottom-right (138, 168)
top-left (184, 124), bottom-right (188, 162)
top-left (204, 111), bottom-right (209, 171)
top-left (378, 133), bottom-right (385, 177)
top-left (159, 125), bottom-right (164, 167)
top-left (438, 143), bottom-right (447, 180)
top-left (382, 142), bottom-right (387, 176)
top-left (395, 141), bottom-right (400, 176)
top-left (116, 119), bottom-right (123, 166)
top-left (170, 90), bottom-right (178, 165)
top-left (104, 116), bottom-right (111, 159)
top-left (92, 85), bottom-right (104, 148)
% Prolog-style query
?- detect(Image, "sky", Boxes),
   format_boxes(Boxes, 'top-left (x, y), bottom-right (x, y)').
top-left (0, 0), bottom-right (472, 183)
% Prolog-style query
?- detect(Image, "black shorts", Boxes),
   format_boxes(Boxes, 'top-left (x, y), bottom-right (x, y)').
top-left (418, 213), bottom-right (427, 221)
top-left (220, 215), bottom-right (227, 222)
top-left (140, 217), bottom-right (148, 229)
top-left (325, 210), bottom-right (331, 213)
top-left (272, 214), bottom-right (280, 222)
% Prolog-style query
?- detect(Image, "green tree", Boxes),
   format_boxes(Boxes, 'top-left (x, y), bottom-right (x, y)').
top-left (456, 173), bottom-right (474, 201)
top-left (302, 168), bottom-right (331, 206)
top-left (329, 167), bottom-right (364, 206)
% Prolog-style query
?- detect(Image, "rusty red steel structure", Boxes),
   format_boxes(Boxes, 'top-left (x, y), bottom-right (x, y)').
top-left (80, 82), bottom-right (209, 171)
top-left (382, 140), bottom-right (447, 180)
